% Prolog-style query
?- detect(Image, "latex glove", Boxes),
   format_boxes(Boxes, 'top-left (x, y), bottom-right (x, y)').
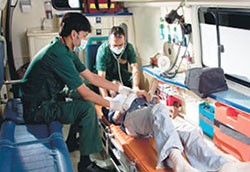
top-left (132, 86), bottom-right (140, 92)
top-left (118, 85), bottom-right (133, 96)
top-left (107, 94), bottom-right (126, 112)
top-left (122, 93), bottom-right (138, 111)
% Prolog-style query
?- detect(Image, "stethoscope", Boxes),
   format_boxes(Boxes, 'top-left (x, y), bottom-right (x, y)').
top-left (110, 43), bottom-right (127, 86)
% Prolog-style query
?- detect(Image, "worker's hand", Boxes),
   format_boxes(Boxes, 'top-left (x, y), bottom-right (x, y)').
top-left (123, 93), bottom-right (138, 111)
top-left (118, 85), bottom-right (133, 95)
top-left (106, 94), bottom-right (126, 112)
top-left (109, 90), bottom-right (117, 98)
top-left (132, 86), bottom-right (140, 92)
top-left (135, 89), bottom-right (151, 102)
top-left (169, 106), bottom-right (179, 119)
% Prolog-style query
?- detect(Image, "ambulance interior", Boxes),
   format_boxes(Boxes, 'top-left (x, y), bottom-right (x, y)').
top-left (0, 0), bottom-right (250, 172)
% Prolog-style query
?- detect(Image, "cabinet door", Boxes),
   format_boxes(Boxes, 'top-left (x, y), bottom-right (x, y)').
top-left (87, 16), bottom-right (113, 37)
top-left (28, 35), bottom-right (57, 60)
top-left (113, 15), bottom-right (135, 46)
top-left (87, 16), bottom-right (113, 29)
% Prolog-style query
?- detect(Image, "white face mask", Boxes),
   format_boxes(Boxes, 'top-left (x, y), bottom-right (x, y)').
top-left (110, 46), bottom-right (125, 55)
top-left (73, 39), bottom-right (87, 52)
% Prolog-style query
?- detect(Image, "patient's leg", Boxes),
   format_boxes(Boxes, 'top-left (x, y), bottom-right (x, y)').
top-left (150, 104), bottom-right (199, 171)
top-left (169, 148), bottom-right (198, 172)
top-left (125, 103), bottom-right (192, 169)
top-left (176, 123), bottom-right (227, 171)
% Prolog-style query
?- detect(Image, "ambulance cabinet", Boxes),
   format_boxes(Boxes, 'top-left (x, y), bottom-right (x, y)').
top-left (86, 13), bottom-right (135, 45)
top-left (213, 102), bottom-right (250, 162)
top-left (27, 27), bottom-right (58, 60)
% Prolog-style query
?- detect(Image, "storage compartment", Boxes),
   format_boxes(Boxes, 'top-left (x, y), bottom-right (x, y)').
top-left (199, 102), bottom-right (215, 138)
top-left (27, 27), bottom-right (58, 60)
top-left (166, 95), bottom-right (181, 108)
top-left (213, 102), bottom-right (250, 161)
top-left (89, 28), bottom-right (111, 37)
top-left (87, 16), bottom-right (113, 29)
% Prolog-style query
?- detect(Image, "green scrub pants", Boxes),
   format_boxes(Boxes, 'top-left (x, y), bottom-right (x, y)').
top-left (24, 99), bottom-right (103, 156)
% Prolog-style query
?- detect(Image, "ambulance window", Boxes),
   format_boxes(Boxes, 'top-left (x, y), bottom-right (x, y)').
top-left (52, 0), bottom-right (81, 10)
top-left (198, 8), bottom-right (250, 88)
top-left (198, 9), bottom-right (218, 67)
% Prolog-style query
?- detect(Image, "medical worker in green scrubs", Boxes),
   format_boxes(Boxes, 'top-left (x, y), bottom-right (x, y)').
top-left (96, 26), bottom-right (140, 97)
top-left (20, 13), bottom-right (139, 172)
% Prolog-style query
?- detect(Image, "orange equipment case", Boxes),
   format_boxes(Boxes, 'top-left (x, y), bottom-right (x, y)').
top-left (213, 102), bottom-right (250, 162)
top-left (95, 105), bottom-right (166, 172)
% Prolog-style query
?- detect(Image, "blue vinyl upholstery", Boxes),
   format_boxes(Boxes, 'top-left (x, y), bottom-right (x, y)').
top-left (0, 99), bottom-right (74, 172)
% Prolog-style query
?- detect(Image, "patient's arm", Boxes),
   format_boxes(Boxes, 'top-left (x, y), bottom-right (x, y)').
top-left (168, 106), bottom-right (179, 119)
top-left (148, 79), bottom-right (160, 103)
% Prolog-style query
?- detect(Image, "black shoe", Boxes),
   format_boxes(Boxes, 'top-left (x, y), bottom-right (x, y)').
top-left (66, 138), bottom-right (79, 152)
top-left (78, 162), bottom-right (112, 172)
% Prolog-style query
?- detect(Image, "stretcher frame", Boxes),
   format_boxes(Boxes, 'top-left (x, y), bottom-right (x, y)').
top-left (95, 105), bottom-right (166, 172)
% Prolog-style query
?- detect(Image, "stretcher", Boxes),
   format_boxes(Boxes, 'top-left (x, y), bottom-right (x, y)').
top-left (95, 105), bottom-right (166, 172)
top-left (0, 99), bottom-right (74, 172)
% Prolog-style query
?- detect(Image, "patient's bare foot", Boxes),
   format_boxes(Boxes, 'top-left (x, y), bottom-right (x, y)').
top-left (218, 161), bottom-right (250, 172)
top-left (169, 148), bottom-right (199, 172)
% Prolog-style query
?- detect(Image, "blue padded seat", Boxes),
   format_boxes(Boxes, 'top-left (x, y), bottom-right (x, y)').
top-left (0, 99), bottom-right (74, 172)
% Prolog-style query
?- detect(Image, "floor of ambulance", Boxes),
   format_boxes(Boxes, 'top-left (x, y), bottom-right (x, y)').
top-left (62, 116), bottom-right (239, 172)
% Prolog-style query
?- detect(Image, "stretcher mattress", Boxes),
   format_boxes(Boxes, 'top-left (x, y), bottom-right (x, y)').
top-left (95, 105), bottom-right (166, 172)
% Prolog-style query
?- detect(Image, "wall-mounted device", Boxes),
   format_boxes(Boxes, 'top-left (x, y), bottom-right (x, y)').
top-left (160, 1), bottom-right (192, 79)
top-left (165, 1), bottom-right (191, 35)
top-left (44, 1), bottom-right (53, 19)
top-left (165, 2), bottom-right (184, 24)
top-left (20, 0), bottom-right (32, 13)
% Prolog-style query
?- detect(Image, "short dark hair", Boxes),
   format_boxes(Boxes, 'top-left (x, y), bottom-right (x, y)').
top-left (109, 26), bottom-right (125, 39)
top-left (59, 12), bottom-right (91, 37)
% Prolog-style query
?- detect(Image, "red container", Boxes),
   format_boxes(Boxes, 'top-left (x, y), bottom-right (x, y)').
top-left (213, 102), bottom-right (250, 161)
top-left (166, 95), bottom-right (181, 108)
top-left (83, 0), bottom-right (120, 14)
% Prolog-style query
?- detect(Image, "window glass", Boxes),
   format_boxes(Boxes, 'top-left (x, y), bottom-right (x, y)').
top-left (69, 0), bottom-right (80, 8)
top-left (52, 0), bottom-right (81, 10)
top-left (198, 7), bottom-right (250, 87)
top-left (218, 11), bottom-right (250, 86)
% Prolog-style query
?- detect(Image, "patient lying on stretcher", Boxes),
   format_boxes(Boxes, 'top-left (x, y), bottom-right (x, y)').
top-left (103, 93), bottom-right (250, 172)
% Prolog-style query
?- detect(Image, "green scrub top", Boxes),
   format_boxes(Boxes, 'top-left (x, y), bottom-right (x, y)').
top-left (21, 37), bottom-right (86, 103)
top-left (96, 41), bottom-right (137, 87)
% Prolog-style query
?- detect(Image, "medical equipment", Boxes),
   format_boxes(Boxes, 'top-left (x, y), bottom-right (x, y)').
top-left (184, 67), bottom-right (228, 98)
top-left (160, 34), bottom-right (191, 79)
top-left (165, 1), bottom-right (191, 35)
top-left (157, 55), bottom-right (171, 72)
top-left (150, 42), bottom-right (175, 71)
top-left (111, 42), bottom-right (127, 86)
top-left (44, 1), bottom-right (53, 19)
top-left (160, 0), bottom-right (192, 79)
top-left (165, 1), bottom-right (184, 24)
top-left (20, 0), bottom-right (32, 13)
top-left (158, 42), bottom-right (176, 72)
